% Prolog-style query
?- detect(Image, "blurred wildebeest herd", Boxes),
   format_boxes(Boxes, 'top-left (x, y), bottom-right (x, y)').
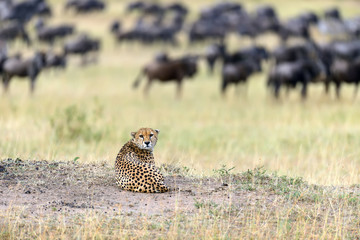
top-left (1, 0), bottom-right (360, 99)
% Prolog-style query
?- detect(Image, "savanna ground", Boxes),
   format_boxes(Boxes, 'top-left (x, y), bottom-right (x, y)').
top-left (0, 0), bottom-right (360, 238)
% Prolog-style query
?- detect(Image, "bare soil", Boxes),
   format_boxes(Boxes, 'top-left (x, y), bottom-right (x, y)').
top-left (0, 158), bottom-right (250, 217)
top-left (0, 158), bottom-right (359, 237)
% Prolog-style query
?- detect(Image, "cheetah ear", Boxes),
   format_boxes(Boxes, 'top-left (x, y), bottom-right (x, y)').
top-left (131, 132), bottom-right (136, 138)
top-left (155, 129), bottom-right (160, 134)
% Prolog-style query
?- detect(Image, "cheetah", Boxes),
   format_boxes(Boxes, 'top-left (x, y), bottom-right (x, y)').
top-left (115, 127), bottom-right (169, 193)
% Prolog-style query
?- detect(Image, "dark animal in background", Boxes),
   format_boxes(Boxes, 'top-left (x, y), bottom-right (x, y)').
top-left (188, 22), bottom-right (226, 44)
top-left (237, 16), bottom-right (260, 42)
top-left (63, 34), bottom-right (100, 65)
top-left (112, 2), bottom-right (185, 46)
top-left (279, 18), bottom-right (310, 42)
top-left (0, 49), bottom-right (8, 75)
top-left (133, 54), bottom-right (198, 98)
top-left (217, 43), bottom-right (268, 96)
top-left (166, 2), bottom-right (188, 16)
top-left (141, 3), bottom-right (164, 16)
top-left (272, 44), bottom-right (312, 64)
top-left (45, 52), bottom-right (67, 70)
top-left (65, 0), bottom-right (105, 14)
top-left (254, 5), bottom-right (280, 33)
top-left (126, 1), bottom-right (146, 13)
top-left (324, 7), bottom-right (342, 20)
top-left (267, 59), bottom-right (326, 99)
top-left (204, 43), bottom-right (226, 74)
top-left (344, 17), bottom-right (360, 38)
top-left (75, 0), bottom-right (105, 13)
top-left (110, 20), bottom-right (121, 34)
top-left (35, 20), bottom-right (75, 46)
top-left (205, 44), bottom-right (268, 75)
top-left (328, 58), bottom-right (360, 99)
top-left (278, 12), bottom-right (318, 43)
top-left (0, 0), bottom-right (44, 23)
top-left (221, 59), bottom-right (261, 96)
top-left (111, 28), bottom-right (139, 43)
top-left (299, 11), bottom-right (319, 25)
top-left (110, 18), bottom-right (181, 46)
top-left (64, 0), bottom-right (79, 11)
top-left (232, 46), bottom-right (269, 63)
top-left (187, 2), bottom-right (248, 44)
top-left (36, 1), bottom-right (52, 17)
top-left (0, 22), bottom-right (31, 46)
top-left (154, 52), bottom-right (169, 63)
top-left (2, 51), bottom-right (46, 94)
top-left (331, 41), bottom-right (360, 61)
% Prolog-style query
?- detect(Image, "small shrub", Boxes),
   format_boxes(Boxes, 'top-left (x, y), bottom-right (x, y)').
top-left (213, 165), bottom-right (235, 178)
top-left (235, 167), bottom-right (308, 198)
top-left (50, 104), bottom-right (106, 143)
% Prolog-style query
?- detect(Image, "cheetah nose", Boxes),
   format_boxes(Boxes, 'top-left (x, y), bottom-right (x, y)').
top-left (144, 141), bottom-right (150, 146)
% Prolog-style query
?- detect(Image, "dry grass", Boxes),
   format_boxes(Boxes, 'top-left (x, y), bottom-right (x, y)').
top-left (0, 159), bottom-right (359, 239)
top-left (1, 0), bottom-right (360, 238)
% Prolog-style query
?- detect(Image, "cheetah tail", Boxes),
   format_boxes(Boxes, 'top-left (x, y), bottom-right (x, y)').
top-left (156, 183), bottom-right (170, 193)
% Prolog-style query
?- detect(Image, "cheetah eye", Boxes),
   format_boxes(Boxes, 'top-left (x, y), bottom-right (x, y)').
top-left (139, 135), bottom-right (144, 139)
top-left (150, 134), bottom-right (154, 137)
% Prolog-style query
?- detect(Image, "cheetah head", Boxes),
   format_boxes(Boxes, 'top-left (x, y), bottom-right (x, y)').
top-left (131, 128), bottom-right (159, 151)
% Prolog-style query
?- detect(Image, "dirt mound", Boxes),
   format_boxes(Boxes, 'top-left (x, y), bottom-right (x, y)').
top-left (1, 158), bottom-right (360, 238)
top-left (0, 158), bottom-right (243, 217)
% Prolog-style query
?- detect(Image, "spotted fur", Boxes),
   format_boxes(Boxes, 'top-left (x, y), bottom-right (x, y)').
top-left (115, 128), bottom-right (169, 193)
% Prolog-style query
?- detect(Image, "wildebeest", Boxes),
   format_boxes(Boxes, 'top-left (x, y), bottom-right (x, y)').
top-left (254, 5), bottom-right (280, 33)
top-left (36, 1), bottom-right (52, 17)
top-left (2, 51), bottom-right (46, 94)
top-left (110, 20), bottom-right (121, 34)
top-left (0, 22), bottom-right (31, 46)
top-left (327, 58), bottom-right (360, 99)
top-left (187, 2), bottom-right (249, 44)
top-left (45, 51), bottom-right (67, 70)
top-left (133, 54), bottom-right (198, 98)
top-left (140, 3), bottom-right (164, 16)
top-left (35, 20), bottom-right (75, 46)
top-left (278, 18), bottom-right (311, 42)
top-left (236, 15), bottom-right (261, 41)
top-left (75, 0), bottom-right (105, 13)
top-left (221, 59), bottom-right (261, 96)
top-left (64, 0), bottom-right (78, 11)
top-left (65, 0), bottom-right (105, 13)
top-left (110, 18), bottom-right (181, 46)
top-left (63, 34), bottom-right (100, 65)
top-left (331, 40), bottom-right (360, 61)
top-left (0, 48), bottom-right (8, 75)
top-left (277, 12), bottom-right (318, 42)
top-left (267, 59), bottom-right (326, 99)
top-left (154, 52), bottom-right (169, 63)
top-left (188, 22), bottom-right (226, 44)
top-left (1, 0), bottom-right (46, 23)
top-left (344, 17), bottom-right (360, 38)
top-left (126, 1), bottom-right (146, 13)
top-left (166, 2), bottom-right (188, 16)
top-left (232, 46), bottom-right (269, 63)
top-left (205, 44), bottom-right (268, 76)
top-left (324, 7), bottom-right (342, 21)
top-left (272, 44), bottom-right (312, 64)
top-left (204, 42), bottom-right (226, 74)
